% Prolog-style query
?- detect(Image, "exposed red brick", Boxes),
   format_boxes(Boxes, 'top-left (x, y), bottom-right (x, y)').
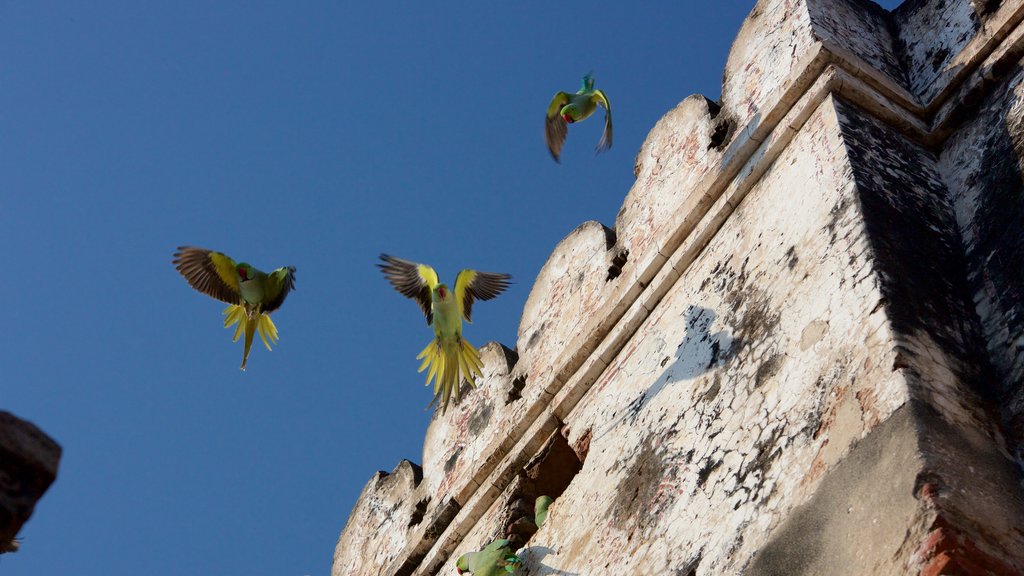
top-left (916, 526), bottom-right (960, 559)
top-left (917, 482), bottom-right (942, 508)
top-left (920, 552), bottom-right (963, 576)
top-left (913, 517), bottom-right (1020, 576)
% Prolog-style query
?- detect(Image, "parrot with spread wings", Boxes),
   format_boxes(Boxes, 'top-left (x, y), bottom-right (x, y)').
top-left (545, 72), bottom-right (613, 162)
top-left (378, 254), bottom-right (511, 412)
top-left (173, 246), bottom-right (296, 370)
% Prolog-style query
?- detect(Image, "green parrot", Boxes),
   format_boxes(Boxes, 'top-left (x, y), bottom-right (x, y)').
top-left (535, 495), bottom-right (554, 528)
top-left (173, 246), bottom-right (296, 370)
top-left (545, 72), bottom-right (613, 162)
top-left (379, 254), bottom-right (511, 413)
top-left (456, 539), bottom-right (522, 575)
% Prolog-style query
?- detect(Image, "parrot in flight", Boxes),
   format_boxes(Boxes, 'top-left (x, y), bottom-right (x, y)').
top-left (173, 246), bottom-right (296, 370)
top-left (456, 539), bottom-right (522, 575)
top-left (545, 72), bottom-right (613, 162)
top-left (378, 254), bottom-right (511, 413)
top-left (535, 495), bottom-right (554, 528)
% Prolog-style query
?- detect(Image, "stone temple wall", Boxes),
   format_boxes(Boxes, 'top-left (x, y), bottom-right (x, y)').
top-left (332, 0), bottom-right (1024, 574)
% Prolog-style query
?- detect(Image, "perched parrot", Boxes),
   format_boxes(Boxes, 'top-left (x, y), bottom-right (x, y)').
top-left (544, 72), bottom-right (613, 162)
top-left (535, 495), bottom-right (554, 528)
top-left (456, 539), bottom-right (522, 575)
top-left (378, 254), bottom-right (511, 413)
top-left (173, 246), bottom-right (296, 370)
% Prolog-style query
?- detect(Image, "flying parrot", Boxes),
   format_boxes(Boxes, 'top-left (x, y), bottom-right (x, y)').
top-left (456, 539), bottom-right (522, 575)
top-left (173, 246), bottom-right (296, 370)
top-left (544, 72), bottom-right (613, 162)
top-left (378, 254), bottom-right (511, 413)
top-left (535, 495), bottom-right (554, 528)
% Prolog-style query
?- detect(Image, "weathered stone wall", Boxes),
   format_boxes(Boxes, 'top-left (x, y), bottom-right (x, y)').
top-left (332, 1), bottom-right (1024, 574)
top-left (941, 64), bottom-right (1024, 460)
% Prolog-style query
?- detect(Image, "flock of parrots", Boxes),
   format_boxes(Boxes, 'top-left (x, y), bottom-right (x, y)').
top-left (172, 74), bottom-right (611, 574)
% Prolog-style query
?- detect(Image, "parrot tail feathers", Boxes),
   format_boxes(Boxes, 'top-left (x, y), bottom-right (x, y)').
top-left (460, 338), bottom-right (484, 382)
top-left (416, 338), bottom-right (485, 413)
top-left (224, 304), bottom-right (247, 340)
top-left (241, 313), bottom-right (256, 371)
top-left (223, 304), bottom-right (279, 371)
top-left (417, 340), bottom-right (442, 389)
top-left (256, 313), bottom-right (279, 351)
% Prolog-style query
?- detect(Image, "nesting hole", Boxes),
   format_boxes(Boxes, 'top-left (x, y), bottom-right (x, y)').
top-left (506, 374), bottom-right (527, 405)
top-left (708, 117), bottom-right (733, 150)
top-left (408, 497), bottom-right (430, 528)
top-left (607, 250), bottom-right (629, 281)
top-left (502, 427), bottom-right (586, 550)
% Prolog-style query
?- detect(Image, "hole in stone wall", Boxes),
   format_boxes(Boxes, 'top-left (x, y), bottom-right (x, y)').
top-left (506, 375), bottom-right (527, 405)
top-left (607, 249), bottom-right (629, 281)
top-left (973, 0), bottom-right (1001, 16)
top-left (501, 427), bottom-right (586, 550)
top-left (408, 497), bottom-right (430, 528)
top-left (705, 97), bottom-right (722, 119)
top-left (708, 117), bottom-right (733, 150)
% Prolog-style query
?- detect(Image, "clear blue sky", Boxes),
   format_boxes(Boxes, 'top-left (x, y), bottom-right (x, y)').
top-left (1, 2), bottom-right (902, 574)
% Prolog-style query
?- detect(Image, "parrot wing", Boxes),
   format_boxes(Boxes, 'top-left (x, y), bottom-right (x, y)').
top-left (482, 539), bottom-right (512, 553)
top-left (545, 91), bottom-right (571, 162)
top-left (173, 246), bottom-right (242, 304)
top-left (262, 266), bottom-right (297, 313)
top-left (593, 89), bottom-right (613, 153)
top-left (454, 269), bottom-right (512, 323)
top-left (379, 254), bottom-right (439, 325)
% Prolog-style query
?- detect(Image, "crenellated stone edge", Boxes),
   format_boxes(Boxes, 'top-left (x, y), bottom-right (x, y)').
top-left (332, 2), bottom-right (1024, 574)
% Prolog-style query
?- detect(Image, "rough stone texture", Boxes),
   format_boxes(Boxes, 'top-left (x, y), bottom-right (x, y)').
top-left (941, 64), bottom-right (1024, 459)
top-left (894, 0), bottom-right (1024, 108)
top-left (808, 0), bottom-right (906, 91)
top-left (895, 0), bottom-right (985, 103)
top-left (0, 412), bottom-right (61, 548)
top-left (332, 1), bottom-right (1024, 574)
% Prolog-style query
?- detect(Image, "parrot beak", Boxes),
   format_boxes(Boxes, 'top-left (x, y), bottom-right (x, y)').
top-left (562, 113), bottom-right (573, 123)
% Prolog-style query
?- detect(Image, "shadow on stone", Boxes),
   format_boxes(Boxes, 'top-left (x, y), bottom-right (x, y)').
top-left (599, 305), bottom-right (739, 439)
top-left (518, 546), bottom-right (582, 576)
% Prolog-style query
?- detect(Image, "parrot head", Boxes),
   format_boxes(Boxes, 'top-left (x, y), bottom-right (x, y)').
top-left (455, 554), bottom-right (469, 573)
top-left (237, 263), bottom-right (255, 282)
top-left (561, 104), bottom-right (578, 124)
top-left (434, 284), bottom-right (451, 303)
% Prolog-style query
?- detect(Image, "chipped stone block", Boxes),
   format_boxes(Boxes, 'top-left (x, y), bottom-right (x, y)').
top-left (617, 95), bottom-right (725, 291)
top-left (515, 221), bottom-right (617, 389)
top-left (0, 412), bottom-right (60, 549)
top-left (722, 0), bottom-right (818, 131)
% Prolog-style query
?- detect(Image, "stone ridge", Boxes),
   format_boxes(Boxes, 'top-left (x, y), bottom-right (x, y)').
top-left (332, 1), bottom-right (1024, 574)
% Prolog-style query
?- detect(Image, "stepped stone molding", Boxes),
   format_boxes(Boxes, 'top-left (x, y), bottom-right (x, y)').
top-left (333, 1), bottom-right (1024, 574)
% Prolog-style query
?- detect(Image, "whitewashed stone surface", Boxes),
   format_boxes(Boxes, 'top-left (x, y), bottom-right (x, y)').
top-left (332, 1), bottom-right (1024, 574)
